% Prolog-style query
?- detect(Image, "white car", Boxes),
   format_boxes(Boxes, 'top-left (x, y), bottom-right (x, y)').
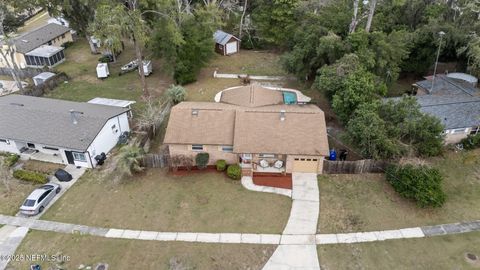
top-left (20, 184), bottom-right (61, 216)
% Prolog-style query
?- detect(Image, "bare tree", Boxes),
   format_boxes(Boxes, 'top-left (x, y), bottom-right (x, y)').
top-left (239, 0), bottom-right (247, 39)
top-left (137, 98), bottom-right (172, 137)
top-left (349, 0), bottom-right (360, 33)
top-left (0, 9), bottom-right (24, 92)
top-left (0, 159), bottom-right (11, 194)
top-left (365, 0), bottom-right (377, 33)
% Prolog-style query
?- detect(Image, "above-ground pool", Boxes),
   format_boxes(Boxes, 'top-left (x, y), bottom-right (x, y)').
top-left (282, 91), bottom-right (297, 104)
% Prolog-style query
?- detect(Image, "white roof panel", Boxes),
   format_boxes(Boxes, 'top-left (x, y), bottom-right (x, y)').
top-left (87, 97), bottom-right (136, 108)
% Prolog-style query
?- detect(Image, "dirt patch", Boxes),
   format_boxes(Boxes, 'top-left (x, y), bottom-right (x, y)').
top-left (466, 253), bottom-right (480, 268)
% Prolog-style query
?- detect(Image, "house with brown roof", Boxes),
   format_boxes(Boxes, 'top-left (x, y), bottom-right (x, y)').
top-left (164, 85), bottom-right (329, 174)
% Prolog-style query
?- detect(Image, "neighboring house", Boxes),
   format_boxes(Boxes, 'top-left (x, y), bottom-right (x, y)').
top-left (0, 23), bottom-right (72, 69)
top-left (413, 74), bottom-right (478, 96)
top-left (213, 30), bottom-right (240, 56)
top-left (394, 73), bottom-right (480, 144)
top-left (0, 95), bottom-right (130, 168)
top-left (415, 95), bottom-right (480, 144)
top-left (164, 85), bottom-right (329, 174)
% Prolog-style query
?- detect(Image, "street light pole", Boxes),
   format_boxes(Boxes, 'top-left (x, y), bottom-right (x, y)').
top-left (431, 31), bottom-right (446, 93)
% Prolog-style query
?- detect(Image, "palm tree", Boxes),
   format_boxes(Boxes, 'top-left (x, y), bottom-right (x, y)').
top-left (117, 146), bottom-right (145, 177)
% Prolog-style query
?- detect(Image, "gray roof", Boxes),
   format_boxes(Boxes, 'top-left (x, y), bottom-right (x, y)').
top-left (14, 23), bottom-right (70, 54)
top-left (0, 95), bottom-right (129, 151)
top-left (415, 75), bottom-right (479, 96)
top-left (213, 30), bottom-right (239, 45)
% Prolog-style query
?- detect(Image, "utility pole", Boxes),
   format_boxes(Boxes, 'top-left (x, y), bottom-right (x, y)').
top-left (431, 31), bottom-right (446, 93)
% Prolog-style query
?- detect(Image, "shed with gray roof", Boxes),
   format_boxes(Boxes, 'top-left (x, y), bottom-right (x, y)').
top-left (0, 95), bottom-right (131, 168)
top-left (213, 30), bottom-right (240, 56)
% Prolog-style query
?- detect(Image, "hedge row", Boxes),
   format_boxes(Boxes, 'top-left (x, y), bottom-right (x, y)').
top-left (386, 164), bottom-right (446, 208)
top-left (460, 133), bottom-right (480, 150)
top-left (13, 169), bottom-right (48, 184)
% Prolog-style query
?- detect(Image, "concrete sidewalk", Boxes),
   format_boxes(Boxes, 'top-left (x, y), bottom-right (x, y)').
top-left (0, 226), bottom-right (29, 270)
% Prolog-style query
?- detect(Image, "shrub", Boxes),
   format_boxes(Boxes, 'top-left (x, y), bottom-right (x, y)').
top-left (166, 85), bottom-right (187, 104)
top-left (2, 153), bottom-right (19, 167)
top-left (460, 133), bottom-right (480, 150)
top-left (13, 169), bottom-right (48, 184)
top-left (227, 164), bottom-right (241, 180)
top-left (385, 164), bottom-right (446, 208)
top-left (216, 160), bottom-right (227, 171)
top-left (195, 153), bottom-right (209, 169)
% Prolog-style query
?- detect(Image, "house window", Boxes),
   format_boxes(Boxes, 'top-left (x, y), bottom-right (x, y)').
top-left (259, 153), bottom-right (275, 158)
top-left (27, 143), bottom-right (35, 148)
top-left (452, 128), bottom-right (466, 134)
top-left (43, 146), bottom-right (59, 151)
top-left (221, 145), bottom-right (233, 152)
top-left (470, 127), bottom-right (479, 135)
top-left (73, 152), bottom-right (87, 162)
top-left (191, 144), bottom-right (204, 151)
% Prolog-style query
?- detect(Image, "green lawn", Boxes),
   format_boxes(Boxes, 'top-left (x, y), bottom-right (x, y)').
top-left (47, 40), bottom-right (173, 115)
top-left (184, 50), bottom-right (296, 102)
top-left (16, 11), bottom-right (51, 34)
top-left (41, 169), bottom-right (291, 234)
top-left (10, 230), bottom-right (274, 270)
top-left (318, 149), bottom-right (480, 233)
top-left (0, 177), bottom-right (39, 215)
top-left (319, 231), bottom-right (480, 270)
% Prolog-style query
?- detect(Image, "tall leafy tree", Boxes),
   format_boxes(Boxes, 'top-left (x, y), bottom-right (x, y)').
top-left (90, 0), bottom-right (150, 97)
top-left (150, 1), bottom-right (223, 84)
top-left (332, 68), bottom-right (386, 123)
top-left (251, 0), bottom-right (298, 46)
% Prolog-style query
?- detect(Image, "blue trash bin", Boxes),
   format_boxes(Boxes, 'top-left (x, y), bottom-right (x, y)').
top-left (329, 149), bottom-right (337, 161)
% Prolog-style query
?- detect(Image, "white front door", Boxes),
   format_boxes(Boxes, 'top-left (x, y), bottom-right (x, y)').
top-left (226, 42), bottom-right (237, 54)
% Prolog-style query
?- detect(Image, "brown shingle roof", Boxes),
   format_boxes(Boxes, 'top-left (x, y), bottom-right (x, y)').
top-left (164, 101), bottom-right (329, 156)
top-left (220, 85), bottom-right (284, 107)
top-left (163, 102), bottom-right (236, 145)
top-left (233, 106), bottom-right (329, 155)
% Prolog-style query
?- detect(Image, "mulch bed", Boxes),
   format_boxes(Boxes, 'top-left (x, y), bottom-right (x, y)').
top-left (253, 173), bottom-right (292, 189)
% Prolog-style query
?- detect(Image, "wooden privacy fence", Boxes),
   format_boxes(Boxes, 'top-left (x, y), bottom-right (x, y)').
top-left (142, 154), bottom-right (168, 168)
top-left (323, 159), bottom-right (389, 174)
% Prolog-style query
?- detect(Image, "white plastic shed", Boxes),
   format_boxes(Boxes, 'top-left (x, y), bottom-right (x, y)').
top-left (32, 72), bottom-right (56, 86)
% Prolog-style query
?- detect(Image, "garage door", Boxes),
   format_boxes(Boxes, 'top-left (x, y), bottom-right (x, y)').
top-left (292, 158), bottom-right (318, 173)
top-left (226, 42), bottom-right (238, 54)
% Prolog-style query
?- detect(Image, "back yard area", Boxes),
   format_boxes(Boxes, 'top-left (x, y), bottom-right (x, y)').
top-left (41, 168), bottom-right (291, 234)
top-left (10, 230), bottom-right (274, 270)
top-left (46, 40), bottom-right (173, 114)
top-left (319, 231), bottom-right (480, 269)
top-left (318, 149), bottom-right (480, 233)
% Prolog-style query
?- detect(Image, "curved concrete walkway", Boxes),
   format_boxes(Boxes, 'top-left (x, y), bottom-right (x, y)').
top-left (241, 176), bottom-right (292, 197)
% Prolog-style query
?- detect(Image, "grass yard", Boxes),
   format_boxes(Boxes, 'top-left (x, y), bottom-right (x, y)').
top-left (47, 40), bottom-right (173, 114)
top-left (0, 177), bottom-right (38, 215)
top-left (16, 11), bottom-right (51, 34)
top-left (318, 231), bottom-right (480, 270)
top-left (184, 50), bottom-right (295, 102)
top-left (41, 169), bottom-right (291, 234)
top-left (318, 149), bottom-right (480, 233)
top-left (22, 160), bottom-right (63, 175)
top-left (10, 230), bottom-right (274, 270)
